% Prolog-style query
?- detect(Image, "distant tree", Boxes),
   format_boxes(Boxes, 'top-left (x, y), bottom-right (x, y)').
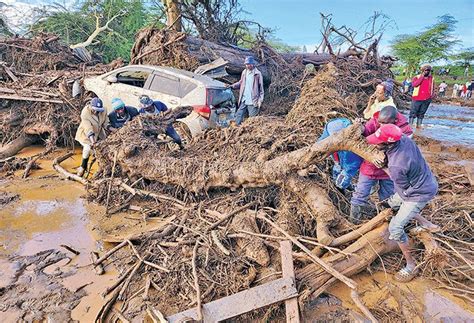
top-left (391, 15), bottom-right (459, 76)
top-left (31, 0), bottom-right (154, 62)
top-left (452, 48), bottom-right (474, 67)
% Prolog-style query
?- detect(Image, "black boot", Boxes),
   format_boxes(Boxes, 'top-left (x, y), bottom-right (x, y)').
top-left (416, 118), bottom-right (423, 129)
top-left (77, 156), bottom-right (89, 177)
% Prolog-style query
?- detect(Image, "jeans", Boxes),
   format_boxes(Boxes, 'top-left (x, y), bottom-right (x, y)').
top-left (387, 193), bottom-right (428, 243)
top-left (235, 103), bottom-right (260, 125)
top-left (165, 124), bottom-right (182, 145)
top-left (351, 174), bottom-right (394, 206)
top-left (410, 99), bottom-right (431, 119)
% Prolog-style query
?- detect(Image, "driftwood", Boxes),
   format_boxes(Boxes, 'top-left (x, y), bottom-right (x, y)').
top-left (52, 152), bottom-right (87, 185)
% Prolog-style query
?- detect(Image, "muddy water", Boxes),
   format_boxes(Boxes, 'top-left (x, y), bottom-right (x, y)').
top-left (0, 147), bottom-right (115, 322)
top-left (407, 104), bottom-right (474, 146)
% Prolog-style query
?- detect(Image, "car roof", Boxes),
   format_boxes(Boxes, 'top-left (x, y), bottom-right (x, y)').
top-left (125, 65), bottom-right (226, 88)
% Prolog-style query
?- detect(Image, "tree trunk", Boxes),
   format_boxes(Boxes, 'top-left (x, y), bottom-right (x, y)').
top-left (296, 223), bottom-right (398, 294)
top-left (130, 29), bottom-right (364, 83)
top-left (103, 124), bottom-right (384, 193)
top-left (0, 134), bottom-right (38, 159)
top-left (164, 0), bottom-right (182, 32)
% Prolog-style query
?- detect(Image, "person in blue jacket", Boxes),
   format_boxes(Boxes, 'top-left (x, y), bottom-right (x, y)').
top-left (318, 118), bottom-right (363, 191)
top-left (138, 95), bottom-right (184, 149)
top-left (108, 98), bottom-right (139, 128)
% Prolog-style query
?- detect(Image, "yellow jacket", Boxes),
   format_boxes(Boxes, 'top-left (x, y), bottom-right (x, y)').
top-left (364, 96), bottom-right (396, 120)
top-left (75, 105), bottom-right (109, 145)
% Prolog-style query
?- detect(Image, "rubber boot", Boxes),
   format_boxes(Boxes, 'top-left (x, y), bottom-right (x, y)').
top-left (416, 117), bottom-right (423, 129)
top-left (77, 157), bottom-right (89, 177)
top-left (349, 205), bottom-right (363, 224)
top-left (409, 117), bottom-right (415, 126)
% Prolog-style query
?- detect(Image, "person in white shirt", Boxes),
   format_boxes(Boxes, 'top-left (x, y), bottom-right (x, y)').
top-left (438, 81), bottom-right (448, 97)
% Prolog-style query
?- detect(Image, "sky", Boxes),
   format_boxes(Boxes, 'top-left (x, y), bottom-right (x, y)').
top-left (239, 0), bottom-right (474, 54)
top-left (2, 0), bottom-right (473, 54)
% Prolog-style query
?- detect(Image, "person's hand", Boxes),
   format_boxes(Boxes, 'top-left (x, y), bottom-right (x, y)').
top-left (225, 84), bottom-right (231, 89)
top-left (372, 157), bottom-right (385, 168)
top-left (257, 101), bottom-right (262, 109)
top-left (354, 117), bottom-right (365, 124)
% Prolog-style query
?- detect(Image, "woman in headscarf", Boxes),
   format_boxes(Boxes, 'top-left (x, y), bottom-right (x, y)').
top-left (363, 79), bottom-right (396, 120)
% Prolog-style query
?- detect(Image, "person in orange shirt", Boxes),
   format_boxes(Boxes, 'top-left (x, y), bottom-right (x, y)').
top-left (410, 64), bottom-right (435, 128)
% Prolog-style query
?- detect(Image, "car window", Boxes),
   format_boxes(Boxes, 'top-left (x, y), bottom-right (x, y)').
top-left (115, 70), bottom-right (151, 88)
top-left (207, 88), bottom-right (235, 106)
top-left (148, 74), bottom-right (180, 97)
top-left (180, 79), bottom-right (197, 97)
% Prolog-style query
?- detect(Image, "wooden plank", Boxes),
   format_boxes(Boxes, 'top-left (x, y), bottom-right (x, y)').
top-left (2, 65), bottom-right (18, 82)
top-left (0, 94), bottom-right (64, 104)
top-left (167, 277), bottom-right (298, 323)
top-left (280, 241), bottom-right (300, 323)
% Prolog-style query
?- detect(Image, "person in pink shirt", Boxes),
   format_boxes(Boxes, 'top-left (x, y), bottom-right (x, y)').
top-left (410, 64), bottom-right (435, 128)
top-left (350, 105), bottom-right (413, 222)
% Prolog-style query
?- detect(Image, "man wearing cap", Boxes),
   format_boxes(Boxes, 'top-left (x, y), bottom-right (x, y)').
top-left (229, 56), bottom-right (264, 125)
top-left (318, 118), bottom-right (363, 191)
top-left (410, 64), bottom-right (435, 128)
top-left (138, 95), bottom-right (183, 149)
top-left (350, 106), bottom-right (413, 222)
top-left (108, 98), bottom-right (139, 129)
top-left (367, 124), bottom-right (440, 282)
top-left (363, 79), bottom-right (396, 120)
top-left (75, 97), bottom-right (112, 176)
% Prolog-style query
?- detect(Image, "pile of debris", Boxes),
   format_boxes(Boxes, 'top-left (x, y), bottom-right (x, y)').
top-left (74, 62), bottom-right (473, 322)
top-left (0, 33), bottom-right (122, 161)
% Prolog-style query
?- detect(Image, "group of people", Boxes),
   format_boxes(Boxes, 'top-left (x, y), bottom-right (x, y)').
top-left (324, 63), bottom-right (440, 282)
top-left (451, 81), bottom-right (474, 99)
top-left (75, 95), bottom-right (183, 177)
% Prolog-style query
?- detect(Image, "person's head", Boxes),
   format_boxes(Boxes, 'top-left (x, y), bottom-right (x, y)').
top-left (420, 64), bottom-right (432, 76)
top-left (378, 105), bottom-right (398, 125)
top-left (111, 98), bottom-right (125, 114)
top-left (139, 95), bottom-right (155, 113)
top-left (90, 97), bottom-right (104, 114)
top-left (326, 118), bottom-right (352, 135)
top-left (366, 123), bottom-right (402, 150)
top-left (244, 56), bottom-right (257, 70)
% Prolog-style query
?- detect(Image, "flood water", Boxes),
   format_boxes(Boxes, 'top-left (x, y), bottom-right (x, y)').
top-left (405, 104), bottom-right (474, 146)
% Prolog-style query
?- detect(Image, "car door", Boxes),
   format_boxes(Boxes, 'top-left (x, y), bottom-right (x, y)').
top-left (144, 72), bottom-right (181, 110)
top-left (101, 67), bottom-right (154, 112)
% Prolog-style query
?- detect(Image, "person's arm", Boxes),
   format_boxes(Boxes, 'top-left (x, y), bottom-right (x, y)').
top-left (108, 112), bottom-right (118, 128)
top-left (230, 71), bottom-right (244, 89)
top-left (412, 75), bottom-right (424, 87)
top-left (362, 118), bottom-right (376, 137)
top-left (257, 72), bottom-right (264, 106)
top-left (154, 101), bottom-right (168, 113)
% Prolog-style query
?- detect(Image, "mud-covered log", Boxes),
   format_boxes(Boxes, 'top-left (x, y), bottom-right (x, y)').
top-left (130, 29), bottom-right (364, 82)
top-left (0, 134), bottom-right (38, 159)
top-left (101, 122), bottom-right (383, 193)
top-left (297, 223), bottom-right (398, 294)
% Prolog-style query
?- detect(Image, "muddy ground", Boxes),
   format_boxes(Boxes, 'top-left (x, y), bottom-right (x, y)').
top-left (0, 104), bottom-right (473, 322)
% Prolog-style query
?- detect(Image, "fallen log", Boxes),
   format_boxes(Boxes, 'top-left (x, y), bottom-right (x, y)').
top-left (130, 29), bottom-right (365, 82)
top-left (0, 134), bottom-right (39, 159)
top-left (52, 152), bottom-right (87, 185)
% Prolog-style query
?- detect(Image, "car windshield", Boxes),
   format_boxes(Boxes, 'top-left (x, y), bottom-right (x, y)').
top-left (207, 88), bottom-right (234, 106)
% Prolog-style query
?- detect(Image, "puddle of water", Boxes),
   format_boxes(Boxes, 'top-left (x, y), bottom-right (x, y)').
top-left (0, 174), bottom-right (117, 322)
top-left (328, 271), bottom-right (473, 321)
top-left (404, 104), bottom-right (474, 147)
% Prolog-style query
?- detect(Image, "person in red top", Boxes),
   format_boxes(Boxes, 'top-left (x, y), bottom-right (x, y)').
top-left (410, 64), bottom-right (435, 128)
top-left (350, 105), bottom-right (413, 222)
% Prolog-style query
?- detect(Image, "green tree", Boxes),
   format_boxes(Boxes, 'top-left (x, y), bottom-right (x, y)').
top-left (452, 48), bottom-right (474, 67)
top-left (31, 0), bottom-right (158, 62)
top-left (391, 15), bottom-right (459, 76)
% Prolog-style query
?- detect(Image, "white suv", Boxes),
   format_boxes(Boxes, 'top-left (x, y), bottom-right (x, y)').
top-left (83, 65), bottom-right (235, 137)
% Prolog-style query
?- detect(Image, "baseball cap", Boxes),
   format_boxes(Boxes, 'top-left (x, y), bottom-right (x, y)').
top-left (326, 118), bottom-right (351, 135)
top-left (366, 124), bottom-right (402, 145)
top-left (90, 97), bottom-right (104, 112)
